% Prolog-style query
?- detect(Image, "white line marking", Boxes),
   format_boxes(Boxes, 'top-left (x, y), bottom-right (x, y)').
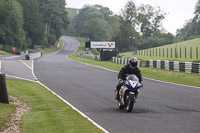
top-left (37, 81), bottom-right (109, 133)
top-left (19, 60), bottom-right (32, 69)
top-left (32, 60), bottom-right (38, 81)
top-left (6, 74), bottom-right (36, 82)
top-left (5, 55), bottom-right (20, 59)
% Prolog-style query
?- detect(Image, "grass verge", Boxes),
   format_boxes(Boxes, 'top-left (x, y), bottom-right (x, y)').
top-left (0, 50), bottom-right (12, 55)
top-left (40, 39), bottom-right (63, 56)
top-left (1, 79), bottom-right (103, 133)
top-left (121, 38), bottom-right (200, 62)
top-left (0, 100), bottom-right (16, 132)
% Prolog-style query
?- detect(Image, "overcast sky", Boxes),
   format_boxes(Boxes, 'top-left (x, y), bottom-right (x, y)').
top-left (65, 0), bottom-right (198, 34)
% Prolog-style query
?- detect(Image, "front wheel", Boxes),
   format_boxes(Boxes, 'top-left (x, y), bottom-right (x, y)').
top-left (126, 94), bottom-right (135, 112)
top-left (118, 101), bottom-right (124, 109)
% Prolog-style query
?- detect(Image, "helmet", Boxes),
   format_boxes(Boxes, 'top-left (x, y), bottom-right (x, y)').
top-left (129, 57), bottom-right (138, 67)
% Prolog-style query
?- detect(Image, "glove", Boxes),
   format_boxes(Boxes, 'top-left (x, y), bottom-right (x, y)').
top-left (118, 79), bottom-right (124, 84)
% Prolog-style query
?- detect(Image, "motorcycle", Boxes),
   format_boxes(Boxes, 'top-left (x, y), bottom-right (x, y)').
top-left (117, 74), bottom-right (143, 112)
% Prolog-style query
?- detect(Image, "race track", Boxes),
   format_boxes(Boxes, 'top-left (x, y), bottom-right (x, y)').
top-left (34, 37), bottom-right (200, 133)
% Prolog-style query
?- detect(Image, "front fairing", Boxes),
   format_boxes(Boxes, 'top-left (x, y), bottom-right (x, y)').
top-left (124, 79), bottom-right (141, 91)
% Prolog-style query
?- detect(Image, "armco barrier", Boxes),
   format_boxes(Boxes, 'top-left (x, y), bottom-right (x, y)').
top-left (77, 53), bottom-right (100, 61)
top-left (27, 52), bottom-right (42, 60)
top-left (146, 60), bottom-right (200, 74)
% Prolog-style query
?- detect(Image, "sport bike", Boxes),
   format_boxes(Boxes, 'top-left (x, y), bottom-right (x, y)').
top-left (117, 74), bottom-right (142, 112)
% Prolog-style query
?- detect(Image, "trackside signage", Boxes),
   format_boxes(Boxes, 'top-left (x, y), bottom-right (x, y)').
top-left (91, 41), bottom-right (115, 49)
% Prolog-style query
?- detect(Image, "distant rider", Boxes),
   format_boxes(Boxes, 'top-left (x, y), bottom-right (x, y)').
top-left (115, 57), bottom-right (143, 99)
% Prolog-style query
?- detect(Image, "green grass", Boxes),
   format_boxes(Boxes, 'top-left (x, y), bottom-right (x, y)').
top-left (4, 79), bottom-right (103, 133)
top-left (67, 36), bottom-right (200, 87)
top-left (122, 38), bottom-right (200, 62)
top-left (40, 39), bottom-right (64, 56)
top-left (0, 50), bottom-right (12, 55)
top-left (0, 100), bottom-right (16, 132)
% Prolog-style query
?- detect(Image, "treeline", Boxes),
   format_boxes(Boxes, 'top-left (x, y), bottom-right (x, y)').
top-left (67, 1), bottom-right (175, 52)
top-left (0, 0), bottom-right (69, 51)
top-left (177, 0), bottom-right (200, 41)
top-left (66, 5), bottom-right (120, 41)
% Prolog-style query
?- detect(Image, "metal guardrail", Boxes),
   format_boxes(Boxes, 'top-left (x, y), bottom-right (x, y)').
top-left (25, 52), bottom-right (42, 60)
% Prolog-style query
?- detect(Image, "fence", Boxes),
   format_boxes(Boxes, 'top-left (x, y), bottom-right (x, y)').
top-left (137, 46), bottom-right (199, 60)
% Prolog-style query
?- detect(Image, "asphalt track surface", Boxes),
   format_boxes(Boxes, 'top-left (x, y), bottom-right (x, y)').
top-left (33, 37), bottom-right (200, 133)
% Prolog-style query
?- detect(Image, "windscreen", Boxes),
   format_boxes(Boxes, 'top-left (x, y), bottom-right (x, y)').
top-left (127, 75), bottom-right (138, 81)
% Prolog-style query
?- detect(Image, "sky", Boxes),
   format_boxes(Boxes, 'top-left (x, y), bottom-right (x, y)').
top-left (65, 0), bottom-right (198, 34)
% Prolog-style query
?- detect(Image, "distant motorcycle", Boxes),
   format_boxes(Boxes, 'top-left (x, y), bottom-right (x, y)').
top-left (117, 74), bottom-right (143, 112)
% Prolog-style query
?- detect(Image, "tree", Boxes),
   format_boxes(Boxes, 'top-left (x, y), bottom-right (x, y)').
top-left (176, 0), bottom-right (200, 41)
top-left (82, 18), bottom-right (109, 41)
top-left (115, 0), bottom-right (173, 50)
top-left (194, 0), bottom-right (200, 22)
top-left (193, 0), bottom-right (200, 35)
top-left (18, 0), bottom-right (47, 48)
top-left (72, 5), bottom-right (119, 41)
top-left (121, 1), bottom-right (138, 28)
top-left (137, 4), bottom-right (165, 37)
top-left (38, 0), bottom-right (69, 46)
top-left (0, 0), bottom-right (26, 50)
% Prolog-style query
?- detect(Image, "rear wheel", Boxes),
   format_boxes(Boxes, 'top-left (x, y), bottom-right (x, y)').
top-left (126, 94), bottom-right (135, 112)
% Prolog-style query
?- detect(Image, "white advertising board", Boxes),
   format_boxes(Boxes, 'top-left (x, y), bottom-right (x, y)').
top-left (91, 41), bottom-right (115, 49)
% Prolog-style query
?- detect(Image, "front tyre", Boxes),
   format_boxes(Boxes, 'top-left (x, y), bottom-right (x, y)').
top-left (126, 94), bottom-right (135, 112)
top-left (118, 101), bottom-right (124, 109)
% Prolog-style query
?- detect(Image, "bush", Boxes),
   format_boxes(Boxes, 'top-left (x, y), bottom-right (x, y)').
top-left (90, 48), bottom-right (99, 55)
top-left (0, 45), bottom-right (3, 50)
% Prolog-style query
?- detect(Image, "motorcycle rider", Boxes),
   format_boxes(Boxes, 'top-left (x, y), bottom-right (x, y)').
top-left (115, 57), bottom-right (143, 100)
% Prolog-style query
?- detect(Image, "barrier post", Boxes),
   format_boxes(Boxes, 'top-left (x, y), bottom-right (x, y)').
top-left (0, 74), bottom-right (9, 104)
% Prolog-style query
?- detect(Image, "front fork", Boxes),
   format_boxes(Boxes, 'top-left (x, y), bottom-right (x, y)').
top-left (126, 90), bottom-right (139, 104)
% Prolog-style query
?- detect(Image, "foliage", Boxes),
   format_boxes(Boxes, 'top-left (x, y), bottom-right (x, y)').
top-left (177, 0), bottom-right (200, 41)
top-left (0, 0), bottom-right (69, 51)
top-left (114, 1), bottom-right (174, 51)
top-left (66, 8), bottom-right (79, 35)
top-left (18, 0), bottom-right (47, 48)
top-left (38, 0), bottom-right (69, 44)
top-left (82, 18), bottom-right (110, 41)
top-left (0, 0), bottom-right (26, 50)
top-left (72, 5), bottom-right (120, 41)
